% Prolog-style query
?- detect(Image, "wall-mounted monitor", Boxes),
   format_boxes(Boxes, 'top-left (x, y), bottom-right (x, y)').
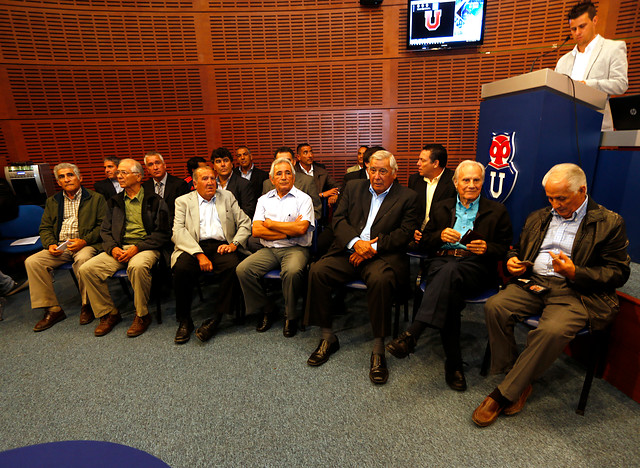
top-left (407, 0), bottom-right (486, 51)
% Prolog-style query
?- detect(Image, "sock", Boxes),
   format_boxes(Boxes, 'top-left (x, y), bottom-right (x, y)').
top-left (321, 328), bottom-right (336, 343)
top-left (407, 320), bottom-right (428, 339)
top-left (488, 388), bottom-right (511, 407)
top-left (372, 337), bottom-right (385, 355)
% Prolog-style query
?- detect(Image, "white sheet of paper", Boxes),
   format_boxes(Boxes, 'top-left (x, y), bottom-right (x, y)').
top-left (10, 236), bottom-right (40, 246)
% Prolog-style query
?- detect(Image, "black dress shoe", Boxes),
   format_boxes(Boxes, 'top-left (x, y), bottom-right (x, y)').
top-left (174, 320), bottom-right (194, 344)
top-left (369, 353), bottom-right (389, 385)
top-left (195, 318), bottom-right (220, 343)
top-left (385, 331), bottom-right (417, 359)
top-left (283, 319), bottom-right (298, 338)
top-left (256, 314), bottom-right (274, 333)
top-left (307, 338), bottom-right (340, 366)
top-left (445, 368), bottom-right (467, 392)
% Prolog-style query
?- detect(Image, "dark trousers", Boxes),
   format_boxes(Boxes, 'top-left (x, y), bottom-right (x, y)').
top-left (416, 256), bottom-right (493, 367)
top-left (172, 240), bottom-right (241, 323)
top-left (305, 253), bottom-right (397, 338)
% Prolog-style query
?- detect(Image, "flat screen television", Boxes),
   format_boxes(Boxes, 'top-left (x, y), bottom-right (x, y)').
top-left (407, 0), bottom-right (486, 50)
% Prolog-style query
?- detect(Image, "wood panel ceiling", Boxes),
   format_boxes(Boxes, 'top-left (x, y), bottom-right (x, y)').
top-left (0, 0), bottom-right (637, 188)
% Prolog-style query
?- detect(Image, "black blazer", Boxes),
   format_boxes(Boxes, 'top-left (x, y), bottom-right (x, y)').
top-left (329, 180), bottom-right (419, 282)
top-left (142, 173), bottom-right (189, 215)
top-left (295, 162), bottom-right (339, 195)
top-left (233, 166), bottom-right (269, 202)
top-left (224, 173), bottom-right (256, 219)
top-left (408, 167), bottom-right (456, 226)
top-left (94, 178), bottom-right (118, 201)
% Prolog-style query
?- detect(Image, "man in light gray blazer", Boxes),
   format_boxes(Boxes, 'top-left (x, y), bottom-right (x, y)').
top-left (554, 1), bottom-right (628, 131)
top-left (171, 166), bottom-right (251, 344)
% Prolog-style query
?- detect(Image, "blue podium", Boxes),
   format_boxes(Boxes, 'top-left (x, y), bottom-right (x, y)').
top-left (476, 68), bottom-right (607, 240)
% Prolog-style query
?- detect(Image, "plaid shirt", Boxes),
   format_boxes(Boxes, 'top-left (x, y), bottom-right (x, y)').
top-left (58, 189), bottom-right (81, 242)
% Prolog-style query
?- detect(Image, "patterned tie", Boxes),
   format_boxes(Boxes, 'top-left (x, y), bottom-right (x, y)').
top-left (156, 181), bottom-right (164, 198)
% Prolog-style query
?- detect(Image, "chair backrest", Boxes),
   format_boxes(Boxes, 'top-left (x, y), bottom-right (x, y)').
top-left (0, 204), bottom-right (44, 239)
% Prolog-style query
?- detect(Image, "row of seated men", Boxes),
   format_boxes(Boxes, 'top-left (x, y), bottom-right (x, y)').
top-left (22, 144), bottom-right (630, 428)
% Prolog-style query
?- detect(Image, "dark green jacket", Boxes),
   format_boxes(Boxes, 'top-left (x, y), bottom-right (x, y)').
top-left (39, 187), bottom-right (107, 251)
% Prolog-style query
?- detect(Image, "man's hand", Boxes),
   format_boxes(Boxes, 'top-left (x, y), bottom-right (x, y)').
top-left (115, 245), bottom-right (139, 263)
top-left (466, 239), bottom-right (487, 255)
top-left (440, 228), bottom-right (461, 244)
top-left (48, 244), bottom-right (63, 257)
top-left (327, 194), bottom-right (338, 206)
top-left (413, 230), bottom-right (422, 243)
top-left (67, 238), bottom-right (87, 253)
top-left (321, 188), bottom-right (339, 199)
top-left (196, 253), bottom-right (213, 272)
top-left (349, 252), bottom-right (367, 267)
top-left (217, 243), bottom-right (237, 255)
top-left (550, 251), bottom-right (576, 280)
top-left (506, 256), bottom-right (528, 276)
top-left (353, 237), bottom-right (378, 260)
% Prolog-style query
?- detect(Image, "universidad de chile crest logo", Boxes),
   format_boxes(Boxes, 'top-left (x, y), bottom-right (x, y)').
top-left (484, 132), bottom-right (518, 203)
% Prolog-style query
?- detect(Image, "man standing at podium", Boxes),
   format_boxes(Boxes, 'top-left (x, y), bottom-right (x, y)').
top-left (555, 1), bottom-right (628, 131)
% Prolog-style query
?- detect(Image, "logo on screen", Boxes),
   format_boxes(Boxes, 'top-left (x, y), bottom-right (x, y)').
top-left (425, 9), bottom-right (442, 31)
top-left (485, 132), bottom-right (518, 203)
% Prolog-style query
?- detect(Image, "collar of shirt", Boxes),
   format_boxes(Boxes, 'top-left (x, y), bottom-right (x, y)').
top-left (63, 187), bottom-right (82, 201)
top-left (155, 173), bottom-right (168, 186)
top-left (266, 185), bottom-right (303, 200)
top-left (197, 192), bottom-right (216, 206)
top-left (570, 33), bottom-right (601, 57)
top-left (424, 169), bottom-right (443, 185)
top-left (240, 164), bottom-right (254, 179)
top-left (368, 183), bottom-right (392, 200)
top-left (550, 194), bottom-right (589, 222)
top-left (217, 175), bottom-right (231, 190)
top-left (299, 164), bottom-right (314, 177)
top-left (125, 186), bottom-right (144, 202)
top-left (456, 195), bottom-right (480, 213)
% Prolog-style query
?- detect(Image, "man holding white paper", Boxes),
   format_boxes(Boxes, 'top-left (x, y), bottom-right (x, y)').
top-left (25, 163), bottom-right (106, 331)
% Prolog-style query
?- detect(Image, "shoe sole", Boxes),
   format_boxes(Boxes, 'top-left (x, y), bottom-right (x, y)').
top-left (369, 374), bottom-right (389, 385)
top-left (79, 317), bottom-right (94, 325)
top-left (385, 345), bottom-right (411, 359)
top-left (472, 414), bottom-right (499, 427)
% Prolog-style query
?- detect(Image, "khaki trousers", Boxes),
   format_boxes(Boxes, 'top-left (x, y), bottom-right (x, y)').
top-left (25, 246), bottom-right (98, 309)
top-left (484, 275), bottom-right (588, 401)
top-left (78, 247), bottom-right (159, 318)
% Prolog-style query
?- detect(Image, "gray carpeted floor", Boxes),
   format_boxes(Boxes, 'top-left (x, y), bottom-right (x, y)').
top-left (1, 262), bottom-right (639, 467)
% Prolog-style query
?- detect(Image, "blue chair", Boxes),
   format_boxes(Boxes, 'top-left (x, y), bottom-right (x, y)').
top-left (479, 314), bottom-right (609, 415)
top-left (0, 204), bottom-right (44, 254)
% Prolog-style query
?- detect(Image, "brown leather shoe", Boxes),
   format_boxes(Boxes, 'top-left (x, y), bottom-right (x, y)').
top-left (127, 314), bottom-right (152, 337)
top-left (79, 304), bottom-right (94, 325)
top-left (504, 385), bottom-right (533, 416)
top-left (472, 396), bottom-right (504, 427)
top-left (33, 308), bottom-right (67, 332)
top-left (94, 312), bottom-right (122, 336)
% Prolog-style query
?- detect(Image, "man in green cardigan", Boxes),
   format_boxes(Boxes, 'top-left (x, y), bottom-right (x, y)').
top-left (25, 163), bottom-right (106, 332)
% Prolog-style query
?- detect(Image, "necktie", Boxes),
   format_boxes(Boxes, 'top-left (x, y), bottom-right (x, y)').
top-left (156, 182), bottom-right (164, 198)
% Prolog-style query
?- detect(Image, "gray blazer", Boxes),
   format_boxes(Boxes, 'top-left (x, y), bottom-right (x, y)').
top-left (170, 190), bottom-right (251, 267)
top-left (555, 36), bottom-right (628, 130)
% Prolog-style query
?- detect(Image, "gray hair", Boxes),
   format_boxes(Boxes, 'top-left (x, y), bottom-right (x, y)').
top-left (453, 160), bottom-right (485, 183)
top-left (541, 163), bottom-right (587, 192)
top-left (119, 158), bottom-right (143, 174)
top-left (193, 165), bottom-right (215, 182)
top-left (369, 150), bottom-right (398, 175)
top-left (143, 152), bottom-right (164, 165)
top-left (269, 157), bottom-right (296, 178)
top-left (53, 163), bottom-right (81, 179)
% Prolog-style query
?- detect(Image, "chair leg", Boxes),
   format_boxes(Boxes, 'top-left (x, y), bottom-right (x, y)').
top-left (576, 332), bottom-right (607, 415)
top-left (68, 270), bottom-right (80, 291)
top-left (480, 341), bottom-right (491, 376)
top-left (392, 301), bottom-right (400, 339)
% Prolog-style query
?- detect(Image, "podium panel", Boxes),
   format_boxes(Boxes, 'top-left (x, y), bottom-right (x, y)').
top-left (477, 83), bottom-right (604, 240)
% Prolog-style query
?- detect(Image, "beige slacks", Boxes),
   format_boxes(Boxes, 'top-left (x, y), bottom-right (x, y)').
top-left (25, 246), bottom-right (98, 309)
top-left (78, 247), bottom-right (159, 318)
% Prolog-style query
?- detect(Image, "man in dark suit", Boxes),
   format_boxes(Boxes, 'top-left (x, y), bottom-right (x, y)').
top-left (408, 144), bottom-right (456, 241)
top-left (305, 150), bottom-right (419, 385)
top-left (93, 157), bottom-right (122, 201)
top-left (234, 146), bottom-right (269, 201)
top-left (211, 147), bottom-right (256, 218)
top-left (295, 143), bottom-right (340, 208)
top-left (142, 151), bottom-right (189, 216)
top-left (386, 161), bottom-right (512, 392)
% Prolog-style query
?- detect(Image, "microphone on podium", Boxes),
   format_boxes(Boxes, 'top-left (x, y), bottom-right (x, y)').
top-left (528, 33), bottom-right (572, 73)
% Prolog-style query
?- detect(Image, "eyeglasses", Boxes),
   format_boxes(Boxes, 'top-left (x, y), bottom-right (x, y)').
top-left (115, 170), bottom-right (140, 176)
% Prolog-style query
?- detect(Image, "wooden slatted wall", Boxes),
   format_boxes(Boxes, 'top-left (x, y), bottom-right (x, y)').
top-left (0, 0), bottom-right (638, 188)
